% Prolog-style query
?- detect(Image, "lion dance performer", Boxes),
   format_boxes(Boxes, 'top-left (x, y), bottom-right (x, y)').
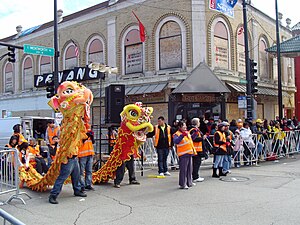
top-left (92, 102), bottom-right (154, 187)
top-left (19, 82), bottom-right (153, 197)
top-left (19, 81), bottom-right (93, 204)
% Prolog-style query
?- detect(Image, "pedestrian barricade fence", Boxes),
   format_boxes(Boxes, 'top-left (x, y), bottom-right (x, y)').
top-left (0, 208), bottom-right (25, 225)
top-left (0, 147), bottom-right (31, 205)
top-left (137, 131), bottom-right (300, 170)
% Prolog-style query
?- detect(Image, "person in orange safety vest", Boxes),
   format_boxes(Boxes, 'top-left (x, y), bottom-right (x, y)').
top-left (78, 130), bottom-right (95, 191)
top-left (189, 118), bottom-right (207, 183)
top-left (212, 122), bottom-right (228, 178)
top-left (45, 120), bottom-right (60, 145)
top-left (173, 121), bottom-right (198, 189)
top-left (147, 116), bottom-right (172, 177)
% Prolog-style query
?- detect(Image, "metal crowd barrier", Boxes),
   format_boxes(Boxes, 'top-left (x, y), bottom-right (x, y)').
top-left (138, 130), bottom-right (300, 170)
top-left (0, 147), bottom-right (31, 205)
top-left (232, 130), bottom-right (300, 165)
top-left (0, 209), bottom-right (25, 225)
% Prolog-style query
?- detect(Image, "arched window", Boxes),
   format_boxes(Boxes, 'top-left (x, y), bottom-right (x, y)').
top-left (4, 63), bottom-right (13, 93)
top-left (159, 21), bottom-right (182, 70)
top-left (124, 29), bottom-right (143, 74)
top-left (214, 21), bottom-right (229, 69)
top-left (40, 56), bottom-right (52, 74)
top-left (64, 44), bottom-right (78, 69)
top-left (88, 38), bottom-right (104, 65)
top-left (259, 39), bottom-right (268, 79)
top-left (23, 57), bottom-right (33, 90)
top-left (237, 27), bottom-right (245, 73)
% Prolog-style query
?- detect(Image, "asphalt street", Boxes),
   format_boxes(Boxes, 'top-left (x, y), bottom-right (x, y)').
top-left (1, 156), bottom-right (300, 225)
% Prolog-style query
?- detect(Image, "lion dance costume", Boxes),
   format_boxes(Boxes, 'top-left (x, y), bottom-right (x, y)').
top-left (19, 81), bottom-right (153, 191)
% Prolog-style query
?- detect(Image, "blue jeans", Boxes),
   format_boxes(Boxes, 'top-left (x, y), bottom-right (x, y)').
top-left (79, 155), bottom-right (93, 187)
top-left (50, 157), bottom-right (81, 197)
top-left (222, 155), bottom-right (232, 172)
top-left (256, 142), bottom-right (263, 156)
top-left (213, 155), bottom-right (224, 168)
top-left (157, 148), bottom-right (169, 174)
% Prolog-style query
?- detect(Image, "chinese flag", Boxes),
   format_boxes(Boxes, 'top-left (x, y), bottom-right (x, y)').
top-left (132, 11), bottom-right (146, 42)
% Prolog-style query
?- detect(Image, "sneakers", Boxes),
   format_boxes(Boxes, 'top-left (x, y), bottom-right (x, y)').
top-left (74, 191), bottom-right (87, 197)
top-left (114, 184), bottom-right (121, 188)
top-left (85, 185), bottom-right (95, 191)
top-left (179, 185), bottom-right (189, 189)
top-left (129, 180), bottom-right (140, 185)
top-left (188, 182), bottom-right (196, 187)
top-left (193, 177), bottom-right (204, 182)
top-left (49, 195), bottom-right (58, 204)
top-left (159, 173), bottom-right (165, 176)
top-left (164, 171), bottom-right (171, 176)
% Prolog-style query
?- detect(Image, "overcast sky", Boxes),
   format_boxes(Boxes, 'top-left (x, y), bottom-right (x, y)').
top-left (0, 0), bottom-right (299, 39)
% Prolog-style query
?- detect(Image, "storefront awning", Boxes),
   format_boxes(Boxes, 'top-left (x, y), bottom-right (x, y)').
top-left (93, 83), bottom-right (168, 98)
top-left (172, 62), bottom-right (230, 94)
top-left (125, 83), bottom-right (167, 95)
top-left (226, 82), bottom-right (291, 97)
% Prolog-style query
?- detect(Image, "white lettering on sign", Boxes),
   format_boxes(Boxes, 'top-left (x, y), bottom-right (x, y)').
top-left (66, 71), bottom-right (74, 80)
top-left (89, 69), bottom-right (97, 78)
top-left (76, 68), bottom-right (85, 80)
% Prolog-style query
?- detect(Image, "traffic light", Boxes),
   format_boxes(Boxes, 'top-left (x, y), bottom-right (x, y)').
top-left (250, 59), bottom-right (258, 94)
top-left (7, 46), bottom-right (15, 63)
top-left (46, 80), bottom-right (55, 98)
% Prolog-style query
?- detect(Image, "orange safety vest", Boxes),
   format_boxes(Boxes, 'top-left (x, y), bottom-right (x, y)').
top-left (174, 131), bottom-right (195, 157)
top-left (154, 125), bottom-right (171, 147)
top-left (109, 133), bottom-right (116, 147)
top-left (214, 131), bottom-right (227, 152)
top-left (78, 138), bottom-right (94, 158)
top-left (47, 126), bottom-right (60, 145)
top-left (28, 145), bottom-right (40, 155)
top-left (13, 133), bottom-right (28, 145)
top-left (189, 128), bottom-right (203, 152)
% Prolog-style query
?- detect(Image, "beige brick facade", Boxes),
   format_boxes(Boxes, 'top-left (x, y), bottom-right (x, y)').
top-left (0, 0), bottom-right (296, 123)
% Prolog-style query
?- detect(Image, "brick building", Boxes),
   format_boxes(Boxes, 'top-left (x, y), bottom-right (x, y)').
top-left (0, 0), bottom-right (295, 124)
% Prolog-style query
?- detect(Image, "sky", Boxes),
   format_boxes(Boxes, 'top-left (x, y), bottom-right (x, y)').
top-left (0, 0), bottom-right (299, 39)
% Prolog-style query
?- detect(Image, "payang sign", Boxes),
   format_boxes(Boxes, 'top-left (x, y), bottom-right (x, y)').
top-left (34, 67), bottom-right (104, 87)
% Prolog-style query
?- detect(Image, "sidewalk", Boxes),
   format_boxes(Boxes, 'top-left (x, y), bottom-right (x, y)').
top-left (1, 156), bottom-right (300, 225)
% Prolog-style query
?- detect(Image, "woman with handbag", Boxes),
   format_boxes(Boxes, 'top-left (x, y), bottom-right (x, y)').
top-left (212, 122), bottom-right (228, 178)
top-left (173, 121), bottom-right (197, 189)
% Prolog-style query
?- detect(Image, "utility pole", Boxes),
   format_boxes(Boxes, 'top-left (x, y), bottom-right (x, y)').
top-left (53, 0), bottom-right (59, 92)
top-left (242, 0), bottom-right (252, 119)
top-left (275, 0), bottom-right (283, 119)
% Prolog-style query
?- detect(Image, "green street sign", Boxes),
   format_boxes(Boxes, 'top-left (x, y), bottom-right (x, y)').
top-left (23, 44), bottom-right (54, 57)
top-left (239, 79), bottom-right (247, 84)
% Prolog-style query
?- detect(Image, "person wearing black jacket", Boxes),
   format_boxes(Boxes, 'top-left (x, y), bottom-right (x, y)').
top-left (147, 116), bottom-right (172, 176)
top-left (212, 123), bottom-right (228, 178)
top-left (189, 118), bottom-right (207, 182)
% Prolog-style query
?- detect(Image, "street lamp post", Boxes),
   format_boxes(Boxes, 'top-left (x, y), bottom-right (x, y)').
top-left (275, 0), bottom-right (283, 119)
top-left (53, 0), bottom-right (59, 91)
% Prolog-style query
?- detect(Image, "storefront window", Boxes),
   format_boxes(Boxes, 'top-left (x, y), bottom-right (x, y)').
top-left (159, 21), bottom-right (182, 70)
top-left (125, 29), bottom-right (143, 74)
top-left (214, 21), bottom-right (229, 69)
top-left (23, 57), bottom-right (33, 90)
top-left (4, 63), bottom-right (13, 93)
top-left (88, 38), bottom-right (104, 65)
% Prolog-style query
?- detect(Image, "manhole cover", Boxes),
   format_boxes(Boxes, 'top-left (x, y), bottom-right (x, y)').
top-left (219, 176), bottom-right (249, 182)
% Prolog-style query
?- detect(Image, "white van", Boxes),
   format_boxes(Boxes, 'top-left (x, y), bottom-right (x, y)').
top-left (0, 116), bottom-right (54, 147)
